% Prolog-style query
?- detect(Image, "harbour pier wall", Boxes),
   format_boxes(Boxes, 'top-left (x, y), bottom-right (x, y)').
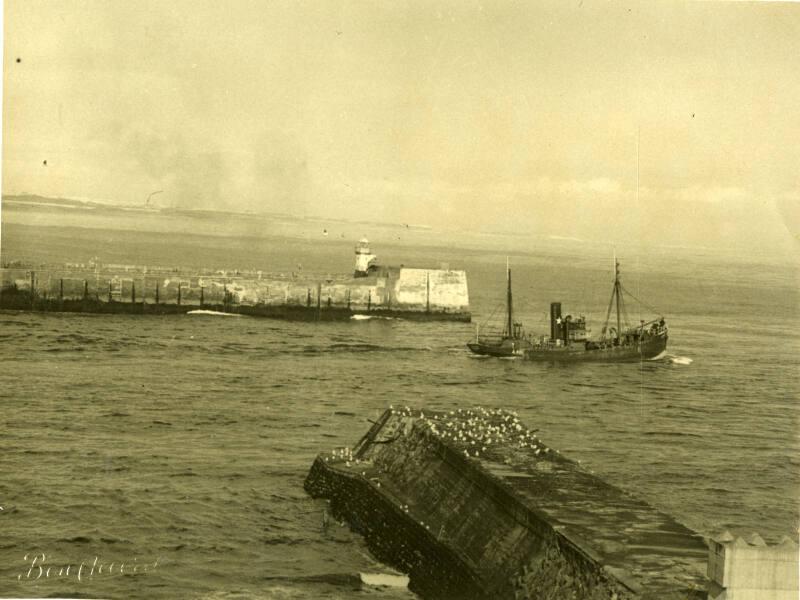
top-left (0, 264), bottom-right (470, 321)
top-left (305, 407), bottom-right (714, 599)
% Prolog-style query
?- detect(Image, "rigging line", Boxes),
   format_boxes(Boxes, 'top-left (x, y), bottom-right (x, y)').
top-left (480, 304), bottom-right (501, 330)
top-left (602, 286), bottom-right (616, 335)
top-left (620, 284), bottom-right (662, 316)
top-left (622, 286), bottom-right (631, 326)
top-left (617, 289), bottom-right (629, 329)
top-left (619, 291), bottom-right (629, 328)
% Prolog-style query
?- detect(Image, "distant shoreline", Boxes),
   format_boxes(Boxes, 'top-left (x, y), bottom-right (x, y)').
top-left (2, 193), bottom-right (795, 266)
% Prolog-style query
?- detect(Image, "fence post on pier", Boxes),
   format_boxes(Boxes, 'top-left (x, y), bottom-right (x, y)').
top-left (30, 271), bottom-right (35, 309)
top-left (307, 288), bottom-right (311, 307)
top-left (59, 279), bottom-right (64, 304)
top-left (177, 283), bottom-right (182, 306)
top-left (316, 283), bottom-right (322, 320)
top-left (155, 281), bottom-right (159, 304)
top-left (367, 290), bottom-right (371, 311)
top-left (108, 282), bottom-right (112, 303)
top-left (132, 281), bottom-right (136, 304)
top-left (84, 280), bottom-right (88, 301)
top-left (200, 286), bottom-right (204, 307)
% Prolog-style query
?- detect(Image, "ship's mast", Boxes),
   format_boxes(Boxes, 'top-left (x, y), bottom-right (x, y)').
top-left (614, 257), bottom-right (621, 342)
top-left (506, 257), bottom-right (513, 338)
top-left (603, 133), bottom-right (639, 342)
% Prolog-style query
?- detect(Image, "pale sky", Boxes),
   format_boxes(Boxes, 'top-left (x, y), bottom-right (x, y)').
top-left (3, 1), bottom-right (799, 251)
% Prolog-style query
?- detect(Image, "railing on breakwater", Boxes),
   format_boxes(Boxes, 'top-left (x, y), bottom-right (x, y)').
top-left (0, 264), bottom-right (471, 322)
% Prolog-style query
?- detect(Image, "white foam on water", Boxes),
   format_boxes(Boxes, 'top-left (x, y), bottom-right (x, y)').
top-left (350, 315), bottom-right (397, 321)
top-left (670, 355), bottom-right (693, 365)
top-left (187, 310), bottom-right (243, 318)
top-left (359, 573), bottom-right (410, 588)
top-left (648, 350), bottom-right (693, 365)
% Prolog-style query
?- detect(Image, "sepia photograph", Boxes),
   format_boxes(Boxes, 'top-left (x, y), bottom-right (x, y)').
top-left (1, 1), bottom-right (798, 598)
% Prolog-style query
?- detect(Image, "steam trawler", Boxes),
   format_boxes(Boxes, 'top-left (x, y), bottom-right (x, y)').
top-left (466, 261), bottom-right (533, 357)
top-left (524, 259), bottom-right (668, 362)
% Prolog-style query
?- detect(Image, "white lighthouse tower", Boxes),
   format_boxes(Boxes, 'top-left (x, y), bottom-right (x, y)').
top-left (354, 238), bottom-right (377, 277)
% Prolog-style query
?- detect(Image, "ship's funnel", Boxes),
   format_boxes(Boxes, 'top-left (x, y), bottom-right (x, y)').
top-left (550, 302), bottom-right (561, 340)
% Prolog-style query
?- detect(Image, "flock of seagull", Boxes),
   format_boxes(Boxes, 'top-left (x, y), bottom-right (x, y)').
top-left (325, 405), bottom-right (561, 472)
top-left (330, 446), bottom-right (355, 463)
top-left (386, 405), bottom-right (557, 460)
top-left (322, 405), bottom-right (563, 534)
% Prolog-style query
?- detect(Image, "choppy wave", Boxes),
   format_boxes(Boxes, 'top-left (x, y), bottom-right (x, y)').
top-left (258, 571), bottom-right (409, 590)
top-left (360, 573), bottom-right (410, 588)
top-left (301, 343), bottom-right (429, 354)
top-left (1, 244), bottom-right (797, 600)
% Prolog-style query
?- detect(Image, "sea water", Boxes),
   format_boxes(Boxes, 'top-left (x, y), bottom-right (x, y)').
top-left (1, 221), bottom-right (797, 599)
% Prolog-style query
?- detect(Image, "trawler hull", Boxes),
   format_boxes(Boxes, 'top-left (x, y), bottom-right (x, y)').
top-left (524, 331), bottom-right (667, 362)
top-left (466, 337), bottom-right (533, 357)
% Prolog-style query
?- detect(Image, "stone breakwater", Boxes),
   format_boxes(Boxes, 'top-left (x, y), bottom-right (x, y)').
top-left (304, 407), bottom-right (710, 599)
top-left (0, 263), bottom-right (470, 322)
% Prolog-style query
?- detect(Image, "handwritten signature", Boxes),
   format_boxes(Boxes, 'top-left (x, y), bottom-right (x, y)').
top-left (17, 553), bottom-right (161, 582)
